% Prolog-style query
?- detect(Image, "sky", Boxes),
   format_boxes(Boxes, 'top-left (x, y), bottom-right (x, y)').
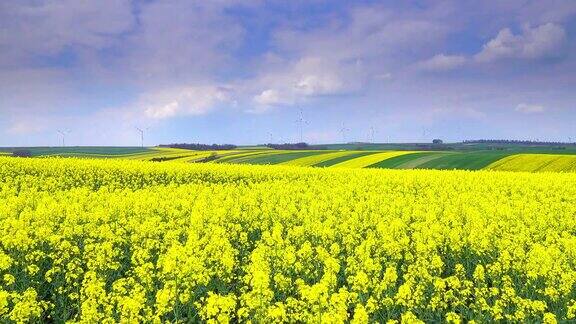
top-left (1, 0), bottom-right (576, 146)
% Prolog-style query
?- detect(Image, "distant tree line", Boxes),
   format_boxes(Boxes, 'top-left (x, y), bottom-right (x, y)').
top-left (265, 142), bottom-right (310, 150)
top-left (11, 150), bottom-right (32, 157)
top-left (464, 139), bottom-right (575, 145)
top-left (159, 143), bottom-right (237, 150)
top-left (414, 144), bottom-right (454, 151)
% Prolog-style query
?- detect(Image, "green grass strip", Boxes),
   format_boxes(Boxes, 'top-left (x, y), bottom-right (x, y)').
top-left (416, 152), bottom-right (512, 170)
top-left (368, 152), bottom-right (441, 169)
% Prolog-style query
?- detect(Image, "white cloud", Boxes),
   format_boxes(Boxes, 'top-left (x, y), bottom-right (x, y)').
top-left (118, 0), bottom-right (245, 84)
top-left (0, 0), bottom-right (134, 64)
top-left (475, 23), bottom-right (566, 62)
top-left (145, 102), bottom-right (180, 119)
top-left (295, 74), bottom-right (345, 96)
top-left (515, 103), bottom-right (545, 113)
top-left (253, 89), bottom-right (291, 107)
top-left (245, 4), bottom-right (453, 111)
top-left (291, 57), bottom-right (357, 96)
top-left (272, 6), bottom-right (449, 63)
top-left (142, 86), bottom-right (233, 119)
top-left (0, 0), bottom-right (247, 86)
top-left (415, 54), bottom-right (467, 71)
top-left (249, 56), bottom-right (365, 111)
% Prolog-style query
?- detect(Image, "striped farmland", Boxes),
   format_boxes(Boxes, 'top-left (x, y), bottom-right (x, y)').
top-left (486, 154), bottom-right (576, 172)
top-left (330, 151), bottom-right (417, 168)
top-left (279, 151), bottom-right (358, 166)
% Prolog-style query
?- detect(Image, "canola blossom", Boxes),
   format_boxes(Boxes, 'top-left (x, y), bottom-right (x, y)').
top-left (0, 157), bottom-right (576, 323)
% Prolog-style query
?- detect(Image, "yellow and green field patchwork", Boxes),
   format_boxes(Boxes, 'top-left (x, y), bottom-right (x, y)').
top-left (200, 150), bottom-right (253, 163)
top-left (279, 151), bottom-right (357, 166)
top-left (158, 151), bottom-right (218, 162)
top-left (220, 150), bottom-right (289, 164)
top-left (314, 151), bottom-right (378, 167)
top-left (118, 148), bottom-right (195, 161)
top-left (369, 152), bottom-right (449, 169)
top-left (234, 151), bottom-right (328, 165)
top-left (214, 150), bottom-right (277, 164)
top-left (487, 154), bottom-right (576, 172)
top-left (121, 149), bottom-right (245, 163)
top-left (330, 151), bottom-right (417, 168)
top-left (0, 147), bottom-right (152, 157)
top-left (7, 147), bottom-right (576, 173)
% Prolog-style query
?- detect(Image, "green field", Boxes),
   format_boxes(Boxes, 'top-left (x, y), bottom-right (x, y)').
top-left (315, 142), bottom-right (576, 153)
top-left (414, 152), bottom-right (512, 170)
top-left (369, 152), bottom-right (447, 169)
top-left (230, 151), bottom-right (327, 165)
top-left (0, 146), bottom-right (151, 157)
top-left (278, 151), bottom-right (359, 166)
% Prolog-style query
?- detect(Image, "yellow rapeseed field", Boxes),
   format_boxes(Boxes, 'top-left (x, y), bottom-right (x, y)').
top-left (1, 157), bottom-right (575, 323)
top-left (487, 154), bottom-right (576, 172)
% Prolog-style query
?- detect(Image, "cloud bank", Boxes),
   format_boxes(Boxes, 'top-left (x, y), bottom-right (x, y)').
top-left (1, 1), bottom-right (575, 145)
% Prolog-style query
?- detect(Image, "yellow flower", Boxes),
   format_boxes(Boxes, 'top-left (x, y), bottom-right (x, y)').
top-left (543, 312), bottom-right (557, 324)
top-left (0, 156), bottom-right (575, 322)
top-left (3, 274), bottom-right (15, 286)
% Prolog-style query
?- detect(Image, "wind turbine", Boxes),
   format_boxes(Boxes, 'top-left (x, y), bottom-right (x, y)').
top-left (421, 127), bottom-right (429, 142)
top-left (135, 127), bottom-right (149, 148)
top-left (339, 122), bottom-right (350, 144)
top-left (295, 107), bottom-right (309, 143)
top-left (369, 126), bottom-right (376, 143)
top-left (57, 130), bottom-right (70, 147)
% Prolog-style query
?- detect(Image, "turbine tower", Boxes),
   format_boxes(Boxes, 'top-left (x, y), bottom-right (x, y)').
top-left (369, 126), bottom-right (376, 143)
top-left (295, 107), bottom-right (308, 143)
top-left (421, 127), bottom-right (429, 142)
top-left (339, 122), bottom-right (350, 144)
top-left (135, 127), bottom-right (149, 148)
top-left (57, 130), bottom-right (69, 147)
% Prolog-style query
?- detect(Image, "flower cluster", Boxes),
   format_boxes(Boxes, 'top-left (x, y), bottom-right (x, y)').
top-left (0, 157), bottom-right (575, 322)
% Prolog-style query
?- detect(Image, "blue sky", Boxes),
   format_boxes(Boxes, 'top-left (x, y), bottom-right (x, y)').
top-left (1, 0), bottom-right (576, 146)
